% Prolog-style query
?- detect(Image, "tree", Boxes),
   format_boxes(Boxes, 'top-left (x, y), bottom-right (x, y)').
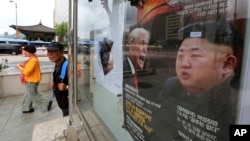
top-left (54, 22), bottom-right (68, 42)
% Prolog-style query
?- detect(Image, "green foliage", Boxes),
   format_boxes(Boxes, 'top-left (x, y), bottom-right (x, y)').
top-left (54, 22), bottom-right (68, 42)
top-left (62, 41), bottom-right (68, 49)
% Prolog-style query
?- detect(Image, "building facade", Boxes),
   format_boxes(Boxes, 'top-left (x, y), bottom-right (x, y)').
top-left (54, 0), bottom-right (68, 24)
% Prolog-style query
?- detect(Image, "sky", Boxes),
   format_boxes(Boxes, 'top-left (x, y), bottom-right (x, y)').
top-left (0, 0), bottom-right (54, 35)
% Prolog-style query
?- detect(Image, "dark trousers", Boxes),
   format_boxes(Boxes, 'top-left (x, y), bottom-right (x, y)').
top-left (62, 108), bottom-right (69, 117)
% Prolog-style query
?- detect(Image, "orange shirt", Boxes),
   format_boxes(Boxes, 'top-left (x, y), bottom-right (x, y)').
top-left (77, 62), bottom-right (82, 77)
top-left (22, 57), bottom-right (41, 83)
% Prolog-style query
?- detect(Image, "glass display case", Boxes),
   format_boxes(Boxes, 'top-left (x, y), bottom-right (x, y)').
top-left (68, 0), bottom-right (250, 141)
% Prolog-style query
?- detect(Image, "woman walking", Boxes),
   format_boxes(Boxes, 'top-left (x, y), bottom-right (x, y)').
top-left (16, 45), bottom-right (52, 113)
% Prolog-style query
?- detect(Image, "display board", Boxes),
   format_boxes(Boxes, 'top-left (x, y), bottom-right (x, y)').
top-left (122, 0), bottom-right (248, 141)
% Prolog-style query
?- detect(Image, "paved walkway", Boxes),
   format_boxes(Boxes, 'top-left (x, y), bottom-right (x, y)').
top-left (0, 54), bottom-right (116, 141)
top-left (0, 55), bottom-right (68, 140)
top-left (0, 90), bottom-right (63, 141)
top-left (0, 89), bottom-right (117, 141)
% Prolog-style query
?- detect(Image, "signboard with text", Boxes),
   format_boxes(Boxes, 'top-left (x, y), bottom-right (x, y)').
top-left (122, 0), bottom-right (248, 141)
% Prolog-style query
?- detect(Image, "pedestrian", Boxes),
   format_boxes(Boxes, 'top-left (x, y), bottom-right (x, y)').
top-left (77, 61), bottom-right (82, 101)
top-left (16, 45), bottom-right (52, 114)
top-left (47, 42), bottom-right (69, 117)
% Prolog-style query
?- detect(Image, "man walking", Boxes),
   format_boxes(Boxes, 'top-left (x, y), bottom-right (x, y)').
top-left (47, 42), bottom-right (69, 117)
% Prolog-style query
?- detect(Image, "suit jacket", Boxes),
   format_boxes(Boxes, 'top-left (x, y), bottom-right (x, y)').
top-left (146, 75), bottom-right (239, 141)
top-left (123, 56), bottom-right (138, 89)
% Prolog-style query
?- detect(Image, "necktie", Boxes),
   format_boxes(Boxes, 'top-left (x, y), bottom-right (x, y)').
top-left (133, 72), bottom-right (138, 89)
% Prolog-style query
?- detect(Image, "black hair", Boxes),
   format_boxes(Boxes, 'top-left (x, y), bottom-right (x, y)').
top-left (23, 45), bottom-right (36, 54)
top-left (178, 15), bottom-right (243, 55)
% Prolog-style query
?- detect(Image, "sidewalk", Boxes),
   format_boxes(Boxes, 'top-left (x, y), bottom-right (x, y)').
top-left (0, 89), bottom-right (115, 141)
top-left (0, 90), bottom-right (63, 141)
top-left (0, 54), bottom-right (115, 141)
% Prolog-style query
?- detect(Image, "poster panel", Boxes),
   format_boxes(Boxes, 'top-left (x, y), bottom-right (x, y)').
top-left (122, 0), bottom-right (248, 140)
top-left (78, 0), bottom-right (124, 95)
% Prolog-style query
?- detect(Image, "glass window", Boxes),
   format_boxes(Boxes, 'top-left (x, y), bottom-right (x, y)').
top-left (73, 0), bottom-right (250, 141)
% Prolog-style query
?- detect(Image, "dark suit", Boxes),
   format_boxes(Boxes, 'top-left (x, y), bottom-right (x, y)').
top-left (123, 56), bottom-right (139, 89)
top-left (146, 75), bottom-right (239, 141)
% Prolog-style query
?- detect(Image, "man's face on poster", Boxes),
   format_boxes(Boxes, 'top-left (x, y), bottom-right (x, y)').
top-left (129, 35), bottom-right (149, 70)
top-left (176, 38), bottom-right (233, 95)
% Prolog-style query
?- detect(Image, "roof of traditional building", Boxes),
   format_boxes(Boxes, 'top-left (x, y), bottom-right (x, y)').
top-left (9, 21), bottom-right (55, 33)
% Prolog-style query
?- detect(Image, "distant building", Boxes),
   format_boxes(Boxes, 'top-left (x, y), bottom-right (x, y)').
top-left (54, 0), bottom-right (68, 24)
top-left (9, 21), bottom-right (55, 42)
top-left (54, 0), bottom-right (68, 41)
